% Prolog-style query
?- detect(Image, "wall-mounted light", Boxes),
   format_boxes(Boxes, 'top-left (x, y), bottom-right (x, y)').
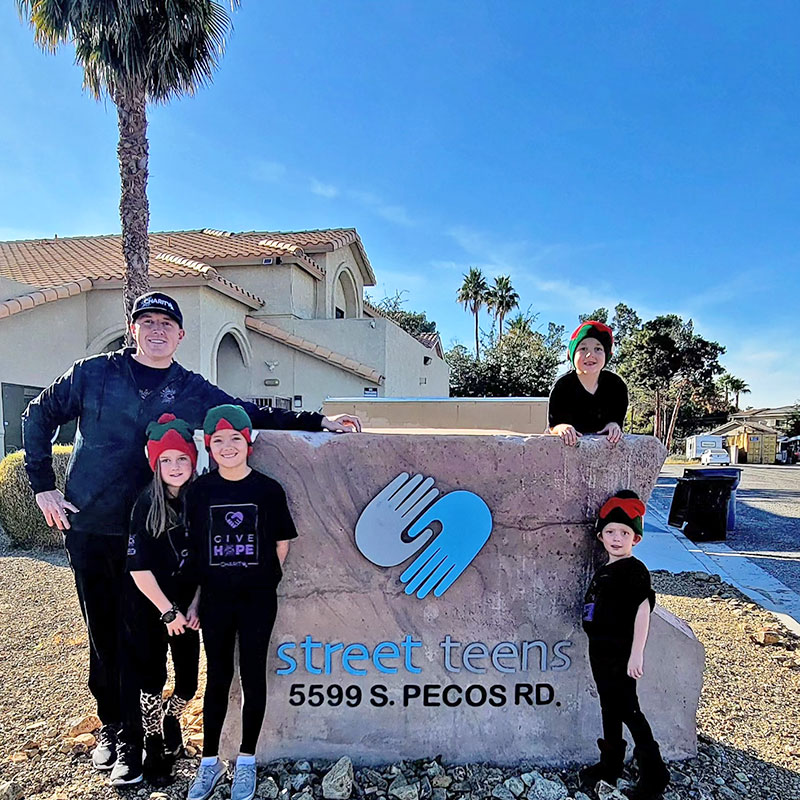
top-left (265, 360), bottom-right (280, 372)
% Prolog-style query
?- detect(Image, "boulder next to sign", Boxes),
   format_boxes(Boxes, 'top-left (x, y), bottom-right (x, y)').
top-left (218, 432), bottom-right (702, 767)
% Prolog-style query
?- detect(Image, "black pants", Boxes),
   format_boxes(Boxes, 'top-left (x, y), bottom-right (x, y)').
top-left (65, 531), bottom-right (128, 726)
top-left (589, 642), bottom-right (657, 747)
top-left (200, 585), bottom-right (278, 757)
top-left (125, 590), bottom-right (200, 696)
top-left (119, 582), bottom-right (200, 746)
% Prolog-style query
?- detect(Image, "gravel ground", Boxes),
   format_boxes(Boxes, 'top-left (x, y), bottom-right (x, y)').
top-left (1, 536), bottom-right (799, 800)
top-left (650, 465), bottom-right (800, 593)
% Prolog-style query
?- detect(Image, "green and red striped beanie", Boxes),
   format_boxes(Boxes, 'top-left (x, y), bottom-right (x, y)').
top-left (203, 404), bottom-right (253, 453)
top-left (568, 320), bottom-right (614, 364)
top-left (597, 490), bottom-right (646, 538)
top-left (145, 413), bottom-right (197, 472)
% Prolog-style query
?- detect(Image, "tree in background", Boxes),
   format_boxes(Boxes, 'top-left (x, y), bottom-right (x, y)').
top-left (610, 303), bottom-right (642, 353)
top-left (17, 0), bottom-right (238, 323)
top-left (617, 315), bottom-right (724, 449)
top-left (505, 311), bottom-right (537, 338)
top-left (727, 376), bottom-right (751, 410)
top-left (717, 373), bottom-right (734, 408)
top-left (786, 403), bottom-right (800, 437)
top-left (457, 267), bottom-right (489, 359)
top-left (486, 275), bottom-right (519, 341)
top-left (373, 291), bottom-right (437, 336)
top-left (579, 308), bottom-right (610, 324)
top-left (446, 320), bottom-right (564, 398)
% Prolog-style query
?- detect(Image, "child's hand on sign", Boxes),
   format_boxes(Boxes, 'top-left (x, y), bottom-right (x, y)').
top-left (627, 651), bottom-right (644, 679)
top-left (552, 424), bottom-right (581, 446)
top-left (598, 422), bottom-right (623, 444)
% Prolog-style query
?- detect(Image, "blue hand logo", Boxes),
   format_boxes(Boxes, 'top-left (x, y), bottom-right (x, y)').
top-left (400, 491), bottom-right (492, 598)
top-left (355, 474), bottom-right (493, 599)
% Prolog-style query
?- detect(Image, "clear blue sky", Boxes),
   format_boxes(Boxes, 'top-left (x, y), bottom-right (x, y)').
top-left (2, 1), bottom-right (799, 408)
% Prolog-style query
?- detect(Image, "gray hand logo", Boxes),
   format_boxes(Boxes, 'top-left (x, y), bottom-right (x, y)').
top-left (355, 472), bottom-right (440, 567)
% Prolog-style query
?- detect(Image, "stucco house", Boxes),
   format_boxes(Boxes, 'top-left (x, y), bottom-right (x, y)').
top-left (0, 227), bottom-right (449, 454)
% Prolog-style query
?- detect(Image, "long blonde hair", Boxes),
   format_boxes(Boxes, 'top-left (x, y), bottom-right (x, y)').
top-left (145, 468), bottom-right (194, 538)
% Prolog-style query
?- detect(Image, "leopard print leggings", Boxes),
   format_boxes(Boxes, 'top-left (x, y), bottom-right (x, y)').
top-left (140, 692), bottom-right (163, 737)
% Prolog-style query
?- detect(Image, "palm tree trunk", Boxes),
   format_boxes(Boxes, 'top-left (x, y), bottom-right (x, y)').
top-left (474, 311), bottom-right (480, 359)
top-left (498, 312), bottom-right (504, 342)
top-left (115, 85), bottom-right (151, 330)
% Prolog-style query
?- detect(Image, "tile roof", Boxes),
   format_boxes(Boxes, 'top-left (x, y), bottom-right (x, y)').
top-left (245, 316), bottom-right (384, 385)
top-left (413, 332), bottom-right (441, 350)
top-left (0, 278), bottom-right (93, 321)
top-left (0, 227), bottom-right (371, 289)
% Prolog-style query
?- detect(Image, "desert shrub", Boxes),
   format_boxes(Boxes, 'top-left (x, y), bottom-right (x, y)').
top-left (0, 446), bottom-right (72, 548)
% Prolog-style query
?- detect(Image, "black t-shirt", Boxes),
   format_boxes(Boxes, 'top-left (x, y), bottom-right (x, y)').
top-left (185, 468), bottom-right (297, 590)
top-left (582, 556), bottom-right (656, 647)
top-left (548, 370), bottom-right (628, 434)
top-left (128, 354), bottom-right (171, 397)
top-left (126, 491), bottom-right (196, 608)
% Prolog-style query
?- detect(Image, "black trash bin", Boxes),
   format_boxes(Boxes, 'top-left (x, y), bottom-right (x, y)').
top-left (668, 473), bottom-right (737, 541)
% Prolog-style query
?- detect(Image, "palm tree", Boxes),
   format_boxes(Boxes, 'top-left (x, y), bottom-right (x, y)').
top-left (486, 275), bottom-right (519, 342)
top-left (718, 373), bottom-right (734, 408)
top-left (17, 1), bottom-right (238, 322)
top-left (728, 376), bottom-right (751, 410)
top-left (457, 267), bottom-right (488, 358)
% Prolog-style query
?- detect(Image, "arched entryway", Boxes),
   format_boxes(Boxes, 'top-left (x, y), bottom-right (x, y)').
top-left (215, 332), bottom-right (250, 398)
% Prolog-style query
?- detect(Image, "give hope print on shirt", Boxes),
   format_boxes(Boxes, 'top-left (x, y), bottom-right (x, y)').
top-left (208, 503), bottom-right (260, 567)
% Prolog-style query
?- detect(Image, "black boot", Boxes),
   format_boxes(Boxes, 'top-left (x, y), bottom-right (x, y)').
top-left (162, 694), bottom-right (187, 756)
top-left (579, 738), bottom-right (627, 787)
top-left (626, 742), bottom-right (670, 799)
top-left (143, 734), bottom-right (173, 785)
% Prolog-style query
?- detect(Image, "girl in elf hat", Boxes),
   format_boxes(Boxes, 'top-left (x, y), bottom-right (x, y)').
top-left (125, 414), bottom-right (201, 783)
top-left (184, 404), bottom-right (298, 800)
top-left (547, 320), bottom-right (628, 446)
top-left (580, 490), bottom-right (670, 800)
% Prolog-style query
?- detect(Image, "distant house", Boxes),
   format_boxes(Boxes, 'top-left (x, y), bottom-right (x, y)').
top-left (0, 227), bottom-right (449, 454)
top-left (730, 406), bottom-right (796, 434)
top-left (708, 420), bottom-right (778, 464)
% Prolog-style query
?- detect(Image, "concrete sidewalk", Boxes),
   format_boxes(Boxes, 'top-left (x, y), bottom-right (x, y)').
top-left (639, 504), bottom-right (800, 635)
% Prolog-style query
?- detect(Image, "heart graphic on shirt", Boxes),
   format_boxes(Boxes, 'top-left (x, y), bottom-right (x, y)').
top-left (225, 511), bottom-right (244, 528)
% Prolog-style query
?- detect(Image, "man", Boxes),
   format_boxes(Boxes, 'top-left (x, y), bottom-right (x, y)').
top-left (22, 292), bottom-right (359, 786)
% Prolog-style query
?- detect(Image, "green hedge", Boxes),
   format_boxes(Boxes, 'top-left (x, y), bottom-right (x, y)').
top-left (0, 446), bottom-right (72, 549)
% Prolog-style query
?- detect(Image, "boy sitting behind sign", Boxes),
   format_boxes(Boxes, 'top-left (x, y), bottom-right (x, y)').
top-left (580, 490), bottom-right (670, 800)
top-left (547, 320), bottom-right (628, 446)
top-left (185, 405), bottom-right (297, 800)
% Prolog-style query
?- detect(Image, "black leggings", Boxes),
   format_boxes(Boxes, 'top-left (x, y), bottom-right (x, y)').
top-left (200, 585), bottom-right (278, 756)
top-left (589, 643), bottom-right (657, 747)
top-left (120, 583), bottom-right (200, 743)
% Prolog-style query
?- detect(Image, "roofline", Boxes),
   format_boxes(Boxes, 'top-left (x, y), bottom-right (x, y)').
top-left (0, 278), bottom-right (93, 320)
top-left (245, 316), bottom-right (384, 385)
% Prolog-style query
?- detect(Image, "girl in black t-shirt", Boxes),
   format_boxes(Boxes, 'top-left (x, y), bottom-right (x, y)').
top-left (547, 320), bottom-right (628, 446)
top-left (580, 490), bottom-right (669, 799)
top-left (184, 405), bottom-right (297, 800)
top-left (125, 414), bottom-right (201, 782)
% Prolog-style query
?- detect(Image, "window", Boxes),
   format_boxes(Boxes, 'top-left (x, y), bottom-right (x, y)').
top-left (274, 396), bottom-right (292, 411)
top-left (246, 397), bottom-right (274, 408)
top-left (335, 307), bottom-right (345, 319)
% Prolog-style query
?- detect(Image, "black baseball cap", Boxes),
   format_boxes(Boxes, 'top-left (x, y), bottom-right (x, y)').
top-left (131, 292), bottom-right (183, 327)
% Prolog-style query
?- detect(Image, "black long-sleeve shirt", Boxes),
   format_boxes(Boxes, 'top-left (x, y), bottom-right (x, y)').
top-left (548, 370), bottom-right (628, 434)
top-left (22, 348), bottom-right (323, 535)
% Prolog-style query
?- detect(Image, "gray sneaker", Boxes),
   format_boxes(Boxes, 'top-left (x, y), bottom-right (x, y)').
top-left (187, 759), bottom-right (226, 800)
top-left (231, 761), bottom-right (258, 800)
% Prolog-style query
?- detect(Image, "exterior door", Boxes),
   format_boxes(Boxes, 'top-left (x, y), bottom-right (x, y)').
top-left (1, 383), bottom-right (77, 455)
top-left (748, 435), bottom-right (762, 464)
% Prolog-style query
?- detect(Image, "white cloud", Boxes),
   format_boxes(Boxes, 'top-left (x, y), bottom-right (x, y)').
top-left (348, 189), bottom-right (416, 227)
top-left (310, 179), bottom-right (339, 198)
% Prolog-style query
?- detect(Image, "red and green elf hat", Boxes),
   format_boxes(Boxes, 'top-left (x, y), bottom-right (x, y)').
top-left (203, 404), bottom-right (253, 453)
top-left (145, 413), bottom-right (198, 472)
top-left (568, 320), bottom-right (614, 364)
top-left (597, 489), bottom-right (646, 538)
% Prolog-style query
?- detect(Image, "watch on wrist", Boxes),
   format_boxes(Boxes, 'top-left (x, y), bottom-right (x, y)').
top-left (161, 603), bottom-right (179, 624)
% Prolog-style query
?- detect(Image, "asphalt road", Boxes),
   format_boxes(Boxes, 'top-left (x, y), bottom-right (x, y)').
top-left (649, 464), bottom-right (800, 593)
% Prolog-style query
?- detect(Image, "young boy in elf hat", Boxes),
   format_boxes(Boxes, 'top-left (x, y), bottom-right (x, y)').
top-left (580, 490), bottom-right (670, 800)
top-left (123, 414), bottom-right (201, 785)
top-left (548, 320), bottom-right (628, 446)
top-left (184, 405), bottom-right (298, 800)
